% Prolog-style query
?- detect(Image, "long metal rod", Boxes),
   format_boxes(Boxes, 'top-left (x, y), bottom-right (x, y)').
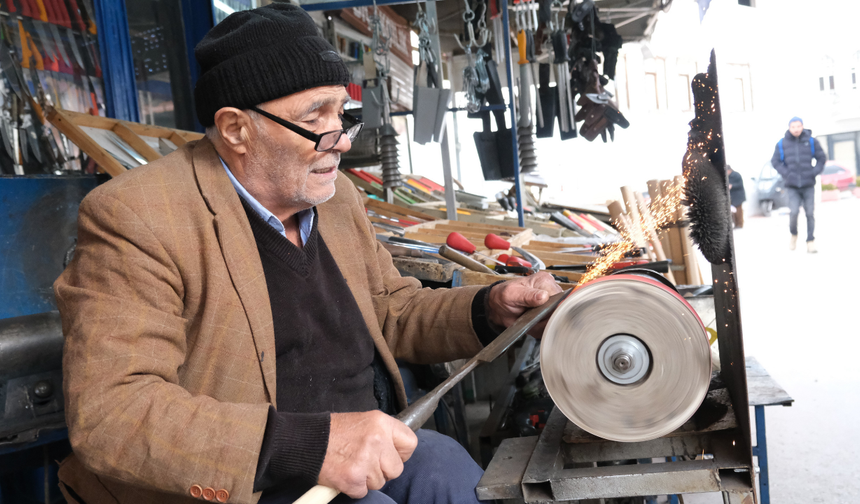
top-left (754, 405), bottom-right (770, 504)
top-left (501, 0), bottom-right (525, 227)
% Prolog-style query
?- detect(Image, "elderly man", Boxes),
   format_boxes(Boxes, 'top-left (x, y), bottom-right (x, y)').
top-left (54, 4), bottom-right (560, 504)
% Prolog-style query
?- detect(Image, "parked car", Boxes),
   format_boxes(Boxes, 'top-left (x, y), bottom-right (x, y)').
top-left (820, 161), bottom-right (856, 191)
top-left (752, 161), bottom-right (788, 217)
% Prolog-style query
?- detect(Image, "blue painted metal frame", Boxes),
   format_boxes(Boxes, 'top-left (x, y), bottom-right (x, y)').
top-left (182, 0), bottom-right (215, 132)
top-left (500, 1), bottom-right (524, 227)
top-left (93, 0), bottom-right (140, 122)
top-left (753, 405), bottom-right (770, 504)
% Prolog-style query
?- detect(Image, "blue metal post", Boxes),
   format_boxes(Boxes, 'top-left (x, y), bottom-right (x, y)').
top-left (500, 0), bottom-right (524, 227)
top-left (93, 0), bottom-right (140, 122)
top-left (753, 405), bottom-right (770, 504)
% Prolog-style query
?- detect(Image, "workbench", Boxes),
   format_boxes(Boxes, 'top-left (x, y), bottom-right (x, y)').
top-left (476, 355), bottom-right (793, 503)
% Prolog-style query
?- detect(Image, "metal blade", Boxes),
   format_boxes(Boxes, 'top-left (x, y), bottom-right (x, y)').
top-left (32, 21), bottom-right (57, 63)
top-left (396, 289), bottom-right (571, 430)
top-left (66, 29), bottom-right (85, 69)
top-left (0, 118), bottom-right (15, 161)
top-left (18, 124), bottom-right (29, 163)
top-left (48, 24), bottom-right (71, 67)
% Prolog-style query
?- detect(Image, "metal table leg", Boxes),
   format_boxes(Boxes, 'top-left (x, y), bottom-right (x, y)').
top-left (752, 405), bottom-right (769, 504)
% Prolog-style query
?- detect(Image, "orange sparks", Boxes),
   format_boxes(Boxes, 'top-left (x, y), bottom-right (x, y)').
top-left (579, 177), bottom-right (688, 287)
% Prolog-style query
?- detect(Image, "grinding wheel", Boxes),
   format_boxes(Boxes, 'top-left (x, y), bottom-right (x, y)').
top-left (540, 274), bottom-right (711, 442)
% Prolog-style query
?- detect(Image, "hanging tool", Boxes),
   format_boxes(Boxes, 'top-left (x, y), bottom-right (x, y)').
top-left (294, 290), bottom-right (571, 504)
top-left (366, 0), bottom-right (402, 192)
top-left (454, 0), bottom-right (490, 114)
top-left (526, 0), bottom-right (543, 129)
top-left (541, 274), bottom-right (711, 442)
top-left (515, 0), bottom-right (537, 176)
top-left (549, 0), bottom-right (574, 134)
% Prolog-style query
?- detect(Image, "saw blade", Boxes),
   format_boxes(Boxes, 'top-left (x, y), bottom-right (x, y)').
top-left (540, 274), bottom-right (711, 442)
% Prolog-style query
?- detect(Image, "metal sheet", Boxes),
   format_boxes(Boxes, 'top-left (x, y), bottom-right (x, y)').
top-left (476, 436), bottom-right (537, 501)
top-left (549, 459), bottom-right (722, 500)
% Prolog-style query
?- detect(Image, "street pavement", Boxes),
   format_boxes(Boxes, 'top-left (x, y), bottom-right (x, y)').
top-left (684, 192), bottom-right (860, 502)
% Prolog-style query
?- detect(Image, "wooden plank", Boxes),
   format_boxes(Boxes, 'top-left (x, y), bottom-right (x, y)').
top-left (366, 198), bottom-right (437, 222)
top-left (168, 132), bottom-right (188, 147)
top-left (112, 123), bottom-right (162, 162)
top-left (345, 171), bottom-right (383, 197)
top-left (745, 356), bottom-right (793, 407)
top-left (47, 107), bottom-right (126, 177)
top-left (56, 109), bottom-right (201, 140)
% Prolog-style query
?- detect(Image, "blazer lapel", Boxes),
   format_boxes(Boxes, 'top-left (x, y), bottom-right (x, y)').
top-left (192, 139), bottom-right (278, 407)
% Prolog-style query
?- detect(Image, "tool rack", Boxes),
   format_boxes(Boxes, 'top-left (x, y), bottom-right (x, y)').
top-left (304, 0), bottom-right (531, 228)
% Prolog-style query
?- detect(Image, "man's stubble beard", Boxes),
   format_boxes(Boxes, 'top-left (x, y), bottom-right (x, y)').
top-left (249, 127), bottom-right (340, 208)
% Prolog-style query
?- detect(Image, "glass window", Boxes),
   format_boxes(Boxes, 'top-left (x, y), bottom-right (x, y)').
top-left (212, 0), bottom-right (258, 25)
top-left (126, 0), bottom-right (196, 130)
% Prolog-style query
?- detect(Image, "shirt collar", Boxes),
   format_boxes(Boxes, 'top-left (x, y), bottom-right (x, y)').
top-left (219, 157), bottom-right (314, 245)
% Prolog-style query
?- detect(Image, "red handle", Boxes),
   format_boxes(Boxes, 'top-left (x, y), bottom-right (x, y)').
top-left (506, 256), bottom-right (532, 268)
top-left (67, 0), bottom-right (86, 32)
top-left (446, 232), bottom-right (476, 254)
top-left (56, 0), bottom-right (72, 28)
top-left (496, 254), bottom-right (532, 268)
top-left (484, 233), bottom-right (511, 250)
top-left (21, 0), bottom-right (34, 18)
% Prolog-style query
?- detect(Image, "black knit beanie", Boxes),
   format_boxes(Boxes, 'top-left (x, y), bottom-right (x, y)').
top-left (194, 3), bottom-right (350, 127)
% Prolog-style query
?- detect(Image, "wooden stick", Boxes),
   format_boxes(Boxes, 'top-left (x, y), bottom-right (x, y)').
top-left (47, 107), bottom-right (126, 177)
top-left (112, 123), bottom-right (162, 162)
top-left (672, 176), bottom-right (702, 285)
top-left (635, 192), bottom-right (676, 284)
top-left (620, 187), bottom-right (655, 260)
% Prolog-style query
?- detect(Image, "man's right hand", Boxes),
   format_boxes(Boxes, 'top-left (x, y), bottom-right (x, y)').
top-left (318, 411), bottom-right (418, 498)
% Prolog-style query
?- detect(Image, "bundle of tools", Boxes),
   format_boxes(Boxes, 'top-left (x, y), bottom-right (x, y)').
top-left (0, 0), bottom-right (104, 175)
top-left (565, 0), bottom-right (628, 142)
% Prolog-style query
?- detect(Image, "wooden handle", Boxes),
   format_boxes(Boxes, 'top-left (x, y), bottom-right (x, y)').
top-left (292, 484), bottom-right (339, 504)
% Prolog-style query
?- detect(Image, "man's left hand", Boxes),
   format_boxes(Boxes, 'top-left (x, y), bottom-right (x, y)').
top-left (487, 272), bottom-right (563, 338)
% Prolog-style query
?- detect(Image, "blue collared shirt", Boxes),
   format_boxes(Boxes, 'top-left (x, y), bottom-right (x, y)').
top-left (219, 158), bottom-right (314, 245)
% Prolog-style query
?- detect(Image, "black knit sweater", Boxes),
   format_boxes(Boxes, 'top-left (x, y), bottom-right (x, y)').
top-left (244, 200), bottom-right (501, 493)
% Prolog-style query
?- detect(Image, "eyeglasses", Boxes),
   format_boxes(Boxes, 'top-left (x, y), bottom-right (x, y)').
top-left (250, 106), bottom-right (364, 152)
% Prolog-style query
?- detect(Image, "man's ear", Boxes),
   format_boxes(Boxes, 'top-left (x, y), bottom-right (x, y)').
top-left (213, 107), bottom-right (254, 155)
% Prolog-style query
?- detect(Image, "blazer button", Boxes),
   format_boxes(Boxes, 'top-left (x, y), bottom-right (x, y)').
top-left (202, 487), bottom-right (216, 501)
top-left (216, 489), bottom-right (230, 502)
top-left (189, 485), bottom-right (203, 498)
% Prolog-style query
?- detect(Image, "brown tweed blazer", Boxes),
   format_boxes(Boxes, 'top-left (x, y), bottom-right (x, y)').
top-left (53, 138), bottom-right (485, 504)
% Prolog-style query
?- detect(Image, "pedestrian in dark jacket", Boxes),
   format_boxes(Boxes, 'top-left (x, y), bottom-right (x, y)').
top-left (770, 117), bottom-right (826, 253)
top-left (726, 165), bottom-right (746, 229)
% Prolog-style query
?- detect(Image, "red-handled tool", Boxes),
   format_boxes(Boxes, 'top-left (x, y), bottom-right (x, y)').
top-left (446, 232), bottom-right (476, 254)
top-left (484, 233), bottom-right (511, 250)
top-left (496, 254), bottom-right (533, 269)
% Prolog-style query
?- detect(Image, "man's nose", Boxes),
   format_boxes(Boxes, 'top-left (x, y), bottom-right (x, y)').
top-left (333, 132), bottom-right (352, 153)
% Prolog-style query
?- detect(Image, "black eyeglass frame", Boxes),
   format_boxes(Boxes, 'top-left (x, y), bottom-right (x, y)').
top-left (249, 106), bottom-right (363, 152)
